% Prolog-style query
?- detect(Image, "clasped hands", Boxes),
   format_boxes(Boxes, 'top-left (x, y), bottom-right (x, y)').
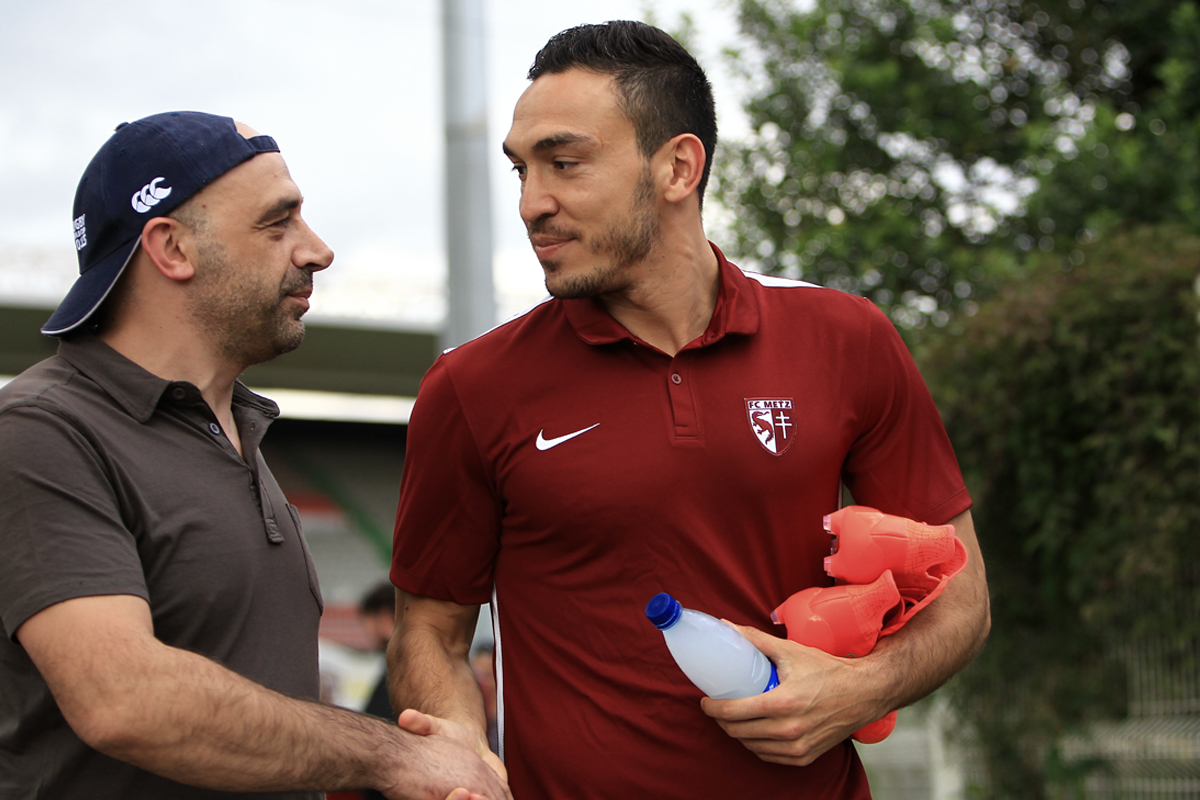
top-left (396, 708), bottom-right (509, 800)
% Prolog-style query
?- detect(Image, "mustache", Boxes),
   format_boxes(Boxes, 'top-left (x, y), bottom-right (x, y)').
top-left (281, 271), bottom-right (313, 296)
top-left (527, 217), bottom-right (580, 240)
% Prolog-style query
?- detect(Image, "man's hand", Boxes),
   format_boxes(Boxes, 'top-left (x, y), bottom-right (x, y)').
top-left (398, 709), bottom-right (508, 784)
top-left (375, 724), bottom-right (511, 800)
top-left (703, 509), bottom-right (989, 767)
top-left (699, 625), bottom-right (886, 766)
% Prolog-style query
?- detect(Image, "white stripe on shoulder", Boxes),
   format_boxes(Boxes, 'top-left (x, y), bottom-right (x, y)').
top-left (741, 269), bottom-right (822, 289)
top-left (442, 295), bottom-right (555, 354)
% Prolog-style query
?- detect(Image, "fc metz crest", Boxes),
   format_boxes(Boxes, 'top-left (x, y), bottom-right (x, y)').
top-left (745, 398), bottom-right (796, 456)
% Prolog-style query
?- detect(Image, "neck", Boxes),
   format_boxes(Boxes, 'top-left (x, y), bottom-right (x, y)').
top-left (599, 230), bottom-right (720, 357)
top-left (99, 320), bottom-right (246, 456)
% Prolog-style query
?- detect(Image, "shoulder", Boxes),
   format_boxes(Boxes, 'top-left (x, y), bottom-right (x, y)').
top-left (0, 352), bottom-right (136, 468)
top-left (0, 355), bottom-right (87, 422)
top-left (434, 297), bottom-right (568, 379)
top-left (0, 363), bottom-right (106, 473)
top-left (738, 268), bottom-right (891, 335)
top-left (411, 298), bottom-right (583, 435)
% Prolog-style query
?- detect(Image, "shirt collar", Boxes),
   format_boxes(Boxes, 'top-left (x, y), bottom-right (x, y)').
top-left (563, 242), bottom-right (761, 349)
top-left (57, 332), bottom-right (280, 424)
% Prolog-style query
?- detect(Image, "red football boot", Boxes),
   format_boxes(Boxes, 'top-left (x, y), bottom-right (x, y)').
top-left (771, 572), bottom-right (903, 742)
top-left (771, 571), bottom-right (904, 658)
top-left (823, 506), bottom-right (966, 594)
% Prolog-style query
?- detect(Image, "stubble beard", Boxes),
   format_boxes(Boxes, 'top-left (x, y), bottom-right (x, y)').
top-left (537, 167), bottom-right (660, 300)
top-left (187, 236), bottom-right (310, 368)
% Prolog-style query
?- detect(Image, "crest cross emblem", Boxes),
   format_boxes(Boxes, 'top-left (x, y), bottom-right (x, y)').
top-left (745, 398), bottom-right (796, 456)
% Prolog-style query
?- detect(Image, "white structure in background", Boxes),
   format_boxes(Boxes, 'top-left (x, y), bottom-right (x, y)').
top-left (856, 698), bottom-right (967, 800)
top-left (1061, 637), bottom-right (1200, 797)
top-left (442, 0), bottom-right (496, 350)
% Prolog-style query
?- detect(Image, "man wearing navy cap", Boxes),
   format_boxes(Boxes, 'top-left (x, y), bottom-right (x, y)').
top-left (0, 112), bottom-right (510, 800)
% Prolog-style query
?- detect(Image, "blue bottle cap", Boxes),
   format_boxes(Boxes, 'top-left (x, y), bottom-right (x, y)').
top-left (764, 662), bottom-right (780, 693)
top-left (646, 592), bottom-right (682, 629)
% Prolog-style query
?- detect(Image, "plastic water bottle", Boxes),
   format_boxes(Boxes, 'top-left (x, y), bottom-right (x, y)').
top-left (645, 592), bottom-right (779, 700)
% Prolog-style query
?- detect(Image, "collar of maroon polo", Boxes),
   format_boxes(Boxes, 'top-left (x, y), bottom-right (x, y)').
top-left (562, 242), bottom-right (762, 352)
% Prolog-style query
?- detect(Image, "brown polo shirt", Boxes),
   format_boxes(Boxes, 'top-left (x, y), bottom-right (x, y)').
top-left (0, 332), bottom-right (322, 800)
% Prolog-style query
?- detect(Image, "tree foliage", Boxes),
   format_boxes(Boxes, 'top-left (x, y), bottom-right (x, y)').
top-left (714, 0), bottom-right (1199, 329)
top-left (920, 226), bottom-right (1200, 798)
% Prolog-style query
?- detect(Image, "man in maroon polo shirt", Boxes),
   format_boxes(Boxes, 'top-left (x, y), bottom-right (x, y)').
top-left (389, 21), bottom-right (990, 800)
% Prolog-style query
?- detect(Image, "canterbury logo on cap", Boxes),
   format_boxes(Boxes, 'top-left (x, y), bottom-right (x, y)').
top-left (132, 177), bottom-right (172, 213)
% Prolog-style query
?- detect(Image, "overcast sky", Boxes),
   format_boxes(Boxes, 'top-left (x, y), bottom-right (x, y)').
top-left (0, 0), bottom-right (749, 327)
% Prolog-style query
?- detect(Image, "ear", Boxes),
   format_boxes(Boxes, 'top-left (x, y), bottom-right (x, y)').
top-left (139, 216), bottom-right (198, 282)
top-left (660, 133), bottom-right (707, 204)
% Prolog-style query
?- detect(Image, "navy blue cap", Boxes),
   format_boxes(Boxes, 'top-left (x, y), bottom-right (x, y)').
top-left (646, 592), bottom-right (683, 630)
top-left (43, 111), bottom-right (280, 336)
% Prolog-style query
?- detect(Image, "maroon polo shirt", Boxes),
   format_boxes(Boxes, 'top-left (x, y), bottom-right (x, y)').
top-left (393, 245), bottom-right (970, 799)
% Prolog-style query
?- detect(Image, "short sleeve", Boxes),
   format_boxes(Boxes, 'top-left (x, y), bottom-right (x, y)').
top-left (390, 356), bottom-right (503, 606)
top-left (841, 303), bottom-right (972, 524)
top-left (0, 404), bottom-right (148, 640)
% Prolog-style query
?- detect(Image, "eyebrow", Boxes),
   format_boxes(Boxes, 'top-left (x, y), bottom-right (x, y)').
top-left (502, 132), bottom-right (598, 159)
top-left (255, 195), bottom-right (301, 226)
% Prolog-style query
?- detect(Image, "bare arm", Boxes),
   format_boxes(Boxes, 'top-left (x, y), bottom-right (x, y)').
top-left (388, 591), bottom-right (504, 780)
top-left (17, 594), bottom-right (510, 800)
top-left (862, 509), bottom-right (990, 703)
top-left (702, 509), bottom-right (990, 765)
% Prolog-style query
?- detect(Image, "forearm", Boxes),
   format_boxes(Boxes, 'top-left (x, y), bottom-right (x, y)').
top-left (388, 594), bottom-right (488, 739)
top-left (76, 637), bottom-right (414, 792)
top-left (22, 595), bottom-right (507, 799)
top-left (863, 510), bottom-right (991, 712)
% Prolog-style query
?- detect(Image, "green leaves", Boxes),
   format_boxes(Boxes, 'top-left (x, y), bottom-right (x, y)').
top-left (716, 0), bottom-right (1102, 328)
top-left (715, 0), bottom-right (1200, 332)
top-left (921, 226), bottom-right (1200, 797)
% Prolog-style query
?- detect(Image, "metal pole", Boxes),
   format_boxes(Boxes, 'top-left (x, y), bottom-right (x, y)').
top-left (442, 0), bottom-right (496, 350)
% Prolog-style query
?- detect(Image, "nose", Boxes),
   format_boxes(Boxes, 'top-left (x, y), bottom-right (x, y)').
top-left (294, 218), bottom-right (334, 273)
top-left (519, 169), bottom-right (559, 228)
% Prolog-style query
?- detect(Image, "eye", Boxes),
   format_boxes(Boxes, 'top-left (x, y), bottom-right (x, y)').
top-left (269, 212), bottom-right (298, 230)
top-left (510, 164), bottom-right (527, 179)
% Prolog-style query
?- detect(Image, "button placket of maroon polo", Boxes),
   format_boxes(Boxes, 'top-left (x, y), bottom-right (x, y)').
top-left (666, 357), bottom-right (698, 439)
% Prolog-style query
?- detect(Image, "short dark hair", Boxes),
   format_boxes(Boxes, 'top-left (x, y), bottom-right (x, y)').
top-left (359, 582), bottom-right (396, 615)
top-left (528, 20), bottom-right (718, 207)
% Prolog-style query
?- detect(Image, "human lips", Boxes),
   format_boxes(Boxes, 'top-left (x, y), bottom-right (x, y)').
top-left (285, 294), bottom-right (311, 317)
top-left (283, 277), bottom-right (313, 312)
top-left (529, 233), bottom-right (573, 260)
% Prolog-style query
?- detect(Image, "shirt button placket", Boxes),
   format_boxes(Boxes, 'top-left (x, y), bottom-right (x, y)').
top-left (667, 363), bottom-right (698, 438)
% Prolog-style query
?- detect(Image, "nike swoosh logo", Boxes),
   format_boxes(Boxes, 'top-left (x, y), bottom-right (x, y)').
top-left (535, 423), bottom-right (600, 451)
